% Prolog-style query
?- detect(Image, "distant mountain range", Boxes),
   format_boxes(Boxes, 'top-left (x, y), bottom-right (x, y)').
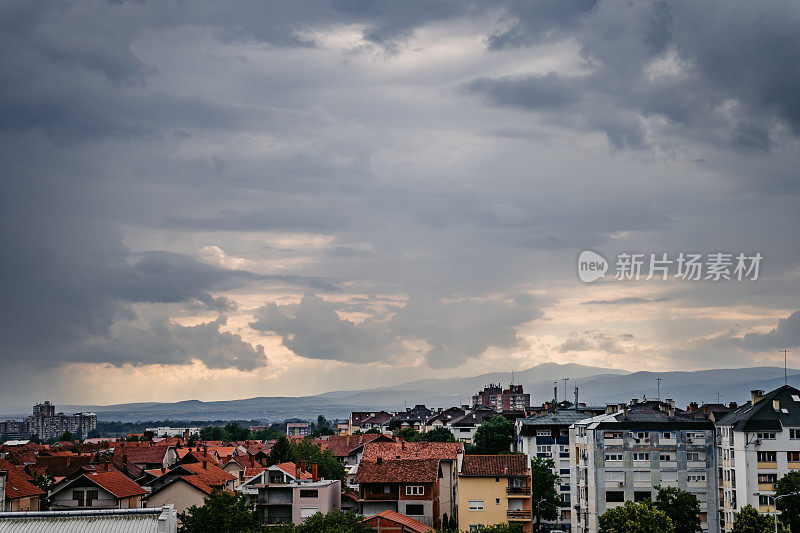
top-left (3, 363), bottom-right (799, 423)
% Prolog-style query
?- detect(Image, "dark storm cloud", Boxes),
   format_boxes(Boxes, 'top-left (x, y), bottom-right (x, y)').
top-left (250, 293), bottom-right (541, 367)
top-left (739, 311), bottom-right (800, 351)
top-left (467, 0), bottom-right (800, 154)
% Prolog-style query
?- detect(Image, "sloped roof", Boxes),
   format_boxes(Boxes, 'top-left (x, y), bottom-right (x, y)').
top-left (0, 459), bottom-right (45, 500)
top-left (362, 441), bottom-right (462, 461)
top-left (112, 445), bottom-right (169, 465)
top-left (0, 508), bottom-right (172, 533)
top-left (460, 455), bottom-right (529, 477)
top-left (177, 462), bottom-right (236, 487)
top-left (64, 471), bottom-right (145, 499)
top-left (362, 510), bottom-right (435, 532)
top-left (355, 459), bottom-right (439, 484)
top-left (323, 434), bottom-right (388, 457)
top-left (272, 463), bottom-right (312, 480)
top-left (717, 385), bottom-right (800, 431)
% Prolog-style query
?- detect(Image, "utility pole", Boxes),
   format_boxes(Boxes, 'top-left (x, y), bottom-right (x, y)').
top-left (656, 378), bottom-right (662, 400)
top-left (562, 378), bottom-right (570, 406)
top-left (781, 349), bottom-right (791, 385)
top-left (716, 392), bottom-right (721, 404)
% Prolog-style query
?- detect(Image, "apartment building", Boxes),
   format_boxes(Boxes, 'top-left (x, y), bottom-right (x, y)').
top-left (571, 399), bottom-right (718, 533)
top-left (457, 455), bottom-right (532, 533)
top-left (472, 384), bottom-right (531, 412)
top-left (716, 385), bottom-right (800, 531)
top-left (516, 409), bottom-right (602, 530)
top-left (286, 422), bottom-right (311, 437)
top-left (25, 402), bottom-right (97, 441)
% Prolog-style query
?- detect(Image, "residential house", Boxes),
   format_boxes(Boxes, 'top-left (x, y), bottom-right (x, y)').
top-left (0, 461), bottom-right (43, 512)
top-left (448, 408), bottom-right (497, 444)
top-left (350, 412), bottom-right (392, 435)
top-left (0, 506), bottom-right (178, 533)
top-left (716, 386), bottom-right (800, 531)
top-left (457, 455), bottom-right (532, 533)
top-left (322, 434), bottom-right (395, 487)
top-left (362, 509), bottom-right (435, 533)
top-left (113, 443), bottom-right (178, 471)
top-left (49, 470), bottom-right (145, 510)
top-left (145, 460), bottom-right (236, 516)
top-left (571, 399), bottom-right (718, 533)
top-left (390, 406), bottom-right (433, 432)
top-left (358, 441), bottom-right (464, 528)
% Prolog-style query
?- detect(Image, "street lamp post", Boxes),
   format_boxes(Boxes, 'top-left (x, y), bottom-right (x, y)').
top-left (753, 491), bottom-right (800, 533)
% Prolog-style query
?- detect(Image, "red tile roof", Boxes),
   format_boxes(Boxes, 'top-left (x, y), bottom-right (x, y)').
top-left (80, 471), bottom-right (146, 499)
top-left (0, 459), bottom-right (45, 500)
top-left (113, 445), bottom-right (170, 465)
top-left (323, 434), bottom-right (390, 457)
top-left (179, 461), bottom-right (236, 487)
top-left (362, 441), bottom-right (462, 461)
top-left (273, 462), bottom-right (313, 480)
top-left (355, 458), bottom-right (439, 484)
top-left (177, 475), bottom-right (215, 495)
top-left (362, 510), bottom-right (435, 532)
top-left (460, 455), bottom-right (530, 477)
top-left (243, 466), bottom-right (267, 478)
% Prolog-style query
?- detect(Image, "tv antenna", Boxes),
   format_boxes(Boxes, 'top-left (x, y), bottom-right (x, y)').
top-left (656, 378), bottom-right (662, 400)
top-left (781, 349), bottom-right (791, 385)
top-left (562, 378), bottom-right (570, 405)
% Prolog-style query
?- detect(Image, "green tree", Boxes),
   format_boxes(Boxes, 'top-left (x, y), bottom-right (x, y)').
top-left (598, 500), bottom-right (674, 533)
top-left (530, 457), bottom-right (560, 531)
top-left (363, 428), bottom-right (380, 434)
top-left (419, 427), bottom-right (456, 442)
top-left (775, 470), bottom-right (800, 533)
top-left (472, 525), bottom-right (523, 533)
top-left (291, 439), bottom-right (346, 482)
top-left (268, 436), bottom-right (293, 465)
top-left (177, 491), bottom-right (261, 533)
top-left (316, 415), bottom-right (329, 429)
top-left (654, 486), bottom-right (701, 533)
top-left (394, 427), bottom-right (420, 442)
top-left (200, 425), bottom-right (227, 442)
top-left (473, 415), bottom-right (514, 454)
top-left (295, 510), bottom-right (369, 533)
top-left (731, 504), bottom-right (787, 533)
top-left (59, 431), bottom-right (75, 442)
top-left (312, 427), bottom-right (335, 437)
top-left (252, 426), bottom-right (283, 441)
top-left (223, 421), bottom-right (251, 441)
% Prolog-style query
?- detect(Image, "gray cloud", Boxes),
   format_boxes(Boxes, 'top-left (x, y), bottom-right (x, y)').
top-left (250, 293), bottom-right (541, 368)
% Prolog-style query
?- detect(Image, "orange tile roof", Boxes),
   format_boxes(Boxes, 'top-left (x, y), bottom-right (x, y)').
top-left (81, 471), bottom-right (146, 499)
top-left (363, 510), bottom-right (435, 532)
top-left (323, 434), bottom-right (391, 457)
top-left (177, 474), bottom-right (215, 495)
top-left (0, 458), bottom-right (45, 500)
top-left (273, 462), bottom-right (313, 480)
top-left (362, 441), bottom-right (463, 461)
top-left (460, 455), bottom-right (530, 477)
top-left (355, 458), bottom-right (439, 484)
top-left (243, 466), bottom-right (267, 478)
top-left (180, 461), bottom-right (236, 487)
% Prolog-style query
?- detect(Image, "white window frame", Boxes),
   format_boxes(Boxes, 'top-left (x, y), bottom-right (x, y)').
top-left (405, 485), bottom-right (424, 496)
top-left (468, 500), bottom-right (484, 511)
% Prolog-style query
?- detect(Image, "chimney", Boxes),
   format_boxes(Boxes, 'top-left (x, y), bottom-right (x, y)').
top-left (729, 402), bottom-right (738, 410)
top-left (311, 463), bottom-right (318, 482)
top-left (300, 461), bottom-right (306, 474)
top-left (773, 399), bottom-right (781, 411)
top-left (376, 456), bottom-right (382, 465)
top-left (295, 462), bottom-right (301, 478)
top-left (184, 429), bottom-right (190, 441)
top-left (574, 386), bottom-right (579, 408)
top-left (554, 383), bottom-right (558, 406)
top-left (202, 460), bottom-right (207, 470)
top-left (401, 440), bottom-right (405, 450)
top-left (122, 454), bottom-right (128, 468)
top-left (751, 390), bottom-right (765, 405)
top-left (689, 402), bottom-right (699, 411)
top-left (161, 467), bottom-right (166, 474)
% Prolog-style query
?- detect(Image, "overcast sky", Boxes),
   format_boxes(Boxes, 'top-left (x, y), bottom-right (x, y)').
top-left (2, 0), bottom-right (800, 408)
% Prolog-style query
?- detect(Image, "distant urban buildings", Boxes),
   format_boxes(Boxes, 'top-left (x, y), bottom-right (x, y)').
top-left (472, 383), bottom-right (531, 411)
top-left (286, 422), bottom-right (311, 437)
top-left (1, 402), bottom-right (97, 442)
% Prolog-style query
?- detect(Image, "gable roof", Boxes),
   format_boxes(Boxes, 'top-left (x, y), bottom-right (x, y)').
top-left (272, 463), bottom-right (312, 480)
top-left (55, 471), bottom-right (145, 499)
top-left (0, 459), bottom-right (45, 501)
top-left (175, 462), bottom-right (236, 487)
top-left (460, 455), bottom-right (529, 477)
top-left (322, 434), bottom-right (390, 457)
top-left (112, 445), bottom-right (170, 465)
top-left (717, 385), bottom-right (800, 431)
top-left (355, 459), bottom-right (439, 484)
top-left (362, 510), bottom-right (435, 533)
top-left (362, 441), bottom-right (462, 462)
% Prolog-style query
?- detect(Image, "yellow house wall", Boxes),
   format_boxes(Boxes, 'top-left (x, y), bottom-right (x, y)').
top-left (457, 477), bottom-right (510, 531)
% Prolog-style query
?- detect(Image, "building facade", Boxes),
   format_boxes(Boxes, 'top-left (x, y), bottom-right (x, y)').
top-left (457, 455), bottom-right (532, 533)
top-left (473, 384), bottom-right (531, 412)
top-left (571, 399), bottom-right (718, 533)
top-left (716, 386), bottom-right (800, 531)
top-left (25, 403), bottom-right (97, 441)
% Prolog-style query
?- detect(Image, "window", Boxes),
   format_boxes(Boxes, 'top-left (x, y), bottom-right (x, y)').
top-left (633, 452), bottom-right (649, 461)
top-left (790, 429), bottom-right (800, 439)
top-left (605, 453), bottom-right (623, 462)
top-left (756, 432), bottom-right (776, 440)
top-left (686, 452), bottom-right (702, 462)
top-left (758, 473), bottom-right (777, 483)
top-left (383, 485), bottom-right (391, 494)
top-left (757, 451), bottom-right (777, 462)
top-left (634, 491), bottom-right (652, 501)
top-left (406, 486), bottom-right (424, 496)
top-left (604, 471), bottom-right (624, 482)
top-left (789, 451), bottom-right (800, 462)
top-left (661, 432), bottom-right (673, 439)
top-left (560, 468), bottom-right (570, 475)
top-left (659, 453), bottom-right (674, 461)
top-left (606, 491), bottom-right (624, 502)
top-left (634, 471), bottom-right (650, 482)
top-left (661, 472), bottom-right (678, 483)
top-left (604, 431), bottom-right (623, 439)
top-left (468, 500), bottom-right (484, 511)
top-left (687, 474), bottom-right (706, 483)
top-left (687, 432), bottom-right (705, 440)
top-left (635, 432), bottom-right (649, 440)
top-left (495, 498), bottom-right (500, 505)
top-left (72, 490), bottom-right (84, 507)
top-left (537, 430), bottom-right (551, 436)
top-left (86, 489), bottom-right (98, 506)
top-left (300, 508), bottom-right (318, 519)
top-left (299, 489), bottom-right (318, 498)
top-left (406, 504), bottom-right (424, 516)
top-left (758, 495), bottom-right (773, 506)
top-left (537, 445), bottom-right (552, 453)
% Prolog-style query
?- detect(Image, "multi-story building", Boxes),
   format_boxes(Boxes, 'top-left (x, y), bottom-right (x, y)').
top-left (286, 422), bottom-right (311, 437)
top-left (716, 386), bottom-right (800, 531)
top-left (25, 403), bottom-right (97, 441)
top-left (473, 384), bottom-right (531, 412)
top-left (571, 399), bottom-right (718, 533)
top-left (516, 408), bottom-right (603, 531)
top-left (0, 420), bottom-right (28, 441)
top-left (457, 455), bottom-right (533, 532)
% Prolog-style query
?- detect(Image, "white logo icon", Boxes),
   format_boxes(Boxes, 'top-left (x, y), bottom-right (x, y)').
top-left (578, 250), bottom-right (608, 283)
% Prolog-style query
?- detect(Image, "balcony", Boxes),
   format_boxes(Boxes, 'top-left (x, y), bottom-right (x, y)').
top-left (507, 486), bottom-right (531, 496)
top-left (507, 510), bottom-right (533, 520)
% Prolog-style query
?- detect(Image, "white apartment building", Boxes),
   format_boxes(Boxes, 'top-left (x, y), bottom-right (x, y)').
top-left (716, 385), bottom-right (800, 531)
top-left (571, 399), bottom-right (718, 533)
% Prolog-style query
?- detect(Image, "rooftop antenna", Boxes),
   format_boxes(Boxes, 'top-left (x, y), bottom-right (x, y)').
top-left (562, 378), bottom-right (570, 405)
top-left (656, 378), bottom-right (662, 400)
top-left (716, 392), bottom-right (721, 404)
top-left (781, 349), bottom-right (791, 385)
top-left (511, 370), bottom-right (515, 385)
